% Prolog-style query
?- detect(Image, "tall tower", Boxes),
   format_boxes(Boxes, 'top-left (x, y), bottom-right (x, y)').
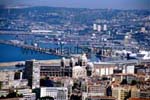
top-left (61, 57), bottom-right (66, 77)
top-left (86, 62), bottom-right (94, 76)
top-left (61, 57), bottom-right (66, 67)
top-left (97, 25), bottom-right (102, 32)
top-left (93, 24), bottom-right (97, 31)
top-left (70, 57), bottom-right (75, 67)
top-left (78, 53), bottom-right (88, 66)
top-left (103, 24), bottom-right (107, 31)
top-left (141, 27), bottom-right (146, 33)
top-left (124, 32), bottom-right (132, 45)
top-left (24, 60), bottom-right (40, 89)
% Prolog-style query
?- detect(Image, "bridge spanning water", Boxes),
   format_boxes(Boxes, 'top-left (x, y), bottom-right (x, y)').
top-left (0, 40), bottom-right (125, 60)
top-left (0, 40), bottom-right (71, 58)
top-left (0, 40), bottom-right (129, 60)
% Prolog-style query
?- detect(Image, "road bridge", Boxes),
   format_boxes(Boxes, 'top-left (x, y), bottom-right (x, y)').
top-left (0, 40), bottom-right (70, 58)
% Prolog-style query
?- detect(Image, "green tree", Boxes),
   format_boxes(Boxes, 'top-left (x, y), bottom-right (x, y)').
top-left (6, 92), bottom-right (17, 98)
top-left (6, 89), bottom-right (23, 98)
top-left (40, 96), bottom-right (54, 100)
top-left (0, 95), bottom-right (5, 99)
top-left (131, 80), bottom-right (137, 85)
top-left (124, 90), bottom-right (131, 100)
top-left (121, 79), bottom-right (127, 85)
top-left (0, 81), bottom-right (2, 89)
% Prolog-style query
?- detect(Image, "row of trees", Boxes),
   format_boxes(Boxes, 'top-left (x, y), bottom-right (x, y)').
top-left (121, 79), bottom-right (137, 85)
top-left (0, 91), bottom-right (23, 99)
top-left (40, 96), bottom-right (54, 100)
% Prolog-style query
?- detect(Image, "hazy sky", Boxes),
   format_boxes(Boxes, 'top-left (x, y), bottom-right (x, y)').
top-left (0, 0), bottom-right (150, 9)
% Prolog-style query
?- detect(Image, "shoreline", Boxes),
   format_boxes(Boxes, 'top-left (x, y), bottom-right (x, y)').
top-left (0, 59), bottom-right (72, 67)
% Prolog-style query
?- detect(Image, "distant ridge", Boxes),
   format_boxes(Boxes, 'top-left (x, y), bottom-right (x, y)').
top-left (0, 5), bottom-right (149, 11)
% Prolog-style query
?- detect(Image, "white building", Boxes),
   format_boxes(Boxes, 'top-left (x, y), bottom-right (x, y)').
top-left (103, 24), bottom-right (107, 31)
top-left (138, 51), bottom-right (150, 60)
top-left (78, 53), bottom-right (88, 66)
top-left (94, 62), bottom-right (116, 76)
top-left (72, 66), bottom-right (87, 78)
top-left (141, 27), bottom-right (146, 33)
top-left (93, 24), bottom-right (97, 30)
top-left (40, 87), bottom-right (68, 100)
top-left (17, 89), bottom-right (36, 100)
top-left (123, 65), bottom-right (135, 74)
top-left (97, 25), bottom-right (102, 32)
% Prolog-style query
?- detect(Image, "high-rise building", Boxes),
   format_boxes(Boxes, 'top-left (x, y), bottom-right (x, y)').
top-left (141, 27), bottom-right (146, 33)
top-left (24, 60), bottom-right (40, 89)
top-left (97, 25), bottom-right (102, 32)
top-left (103, 24), bottom-right (107, 31)
top-left (93, 24), bottom-right (97, 31)
top-left (124, 32), bottom-right (132, 45)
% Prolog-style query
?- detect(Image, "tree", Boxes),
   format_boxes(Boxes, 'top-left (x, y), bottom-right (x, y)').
top-left (0, 95), bottom-right (5, 99)
top-left (70, 94), bottom-right (82, 100)
top-left (131, 80), bottom-right (137, 85)
top-left (6, 92), bottom-right (17, 98)
top-left (0, 81), bottom-right (2, 89)
top-left (40, 96), bottom-right (54, 100)
top-left (121, 79), bottom-right (127, 85)
top-left (124, 90), bottom-right (131, 100)
top-left (72, 82), bottom-right (79, 90)
top-left (18, 94), bottom-right (23, 97)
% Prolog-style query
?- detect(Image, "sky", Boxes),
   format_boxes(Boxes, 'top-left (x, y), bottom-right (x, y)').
top-left (0, 0), bottom-right (150, 9)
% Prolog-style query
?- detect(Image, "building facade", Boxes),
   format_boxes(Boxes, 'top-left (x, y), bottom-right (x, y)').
top-left (24, 60), bottom-right (40, 89)
top-left (40, 87), bottom-right (68, 100)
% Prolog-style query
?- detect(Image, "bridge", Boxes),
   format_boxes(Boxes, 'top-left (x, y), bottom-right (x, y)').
top-left (0, 40), bottom-right (126, 59)
top-left (0, 40), bottom-right (71, 58)
top-left (78, 44), bottom-right (138, 50)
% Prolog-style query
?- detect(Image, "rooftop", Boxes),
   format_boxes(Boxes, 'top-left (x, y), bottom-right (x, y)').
top-left (87, 96), bottom-right (116, 99)
top-left (0, 66), bottom-right (24, 71)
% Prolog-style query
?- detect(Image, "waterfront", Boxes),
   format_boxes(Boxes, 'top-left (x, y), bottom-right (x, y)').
top-left (0, 4), bottom-right (150, 100)
top-left (0, 34), bottom-right (96, 62)
top-left (0, 34), bottom-right (65, 62)
top-left (0, 43), bottom-right (61, 62)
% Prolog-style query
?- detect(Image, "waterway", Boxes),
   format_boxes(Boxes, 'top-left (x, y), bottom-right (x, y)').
top-left (0, 34), bottom-right (99, 63)
top-left (0, 43), bottom-right (61, 62)
top-left (0, 34), bottom-right (74, 62)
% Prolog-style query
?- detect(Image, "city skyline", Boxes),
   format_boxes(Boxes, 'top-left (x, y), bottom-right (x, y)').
top-left (0, 0), bottom-right (150, 99)
top-left (0, 0), bottom-right (150, 10)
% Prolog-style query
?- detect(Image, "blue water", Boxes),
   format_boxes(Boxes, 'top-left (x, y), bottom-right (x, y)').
top-left (0, 34), bottom-right (99, 62)
top-left (0, 34), bottom-right (17, 40)
top-left (0, 43), bottom-right (61, 62)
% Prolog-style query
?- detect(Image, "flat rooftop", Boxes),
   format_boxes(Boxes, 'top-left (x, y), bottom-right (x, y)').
top-left (0, 66), bottom-right (24, 71)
